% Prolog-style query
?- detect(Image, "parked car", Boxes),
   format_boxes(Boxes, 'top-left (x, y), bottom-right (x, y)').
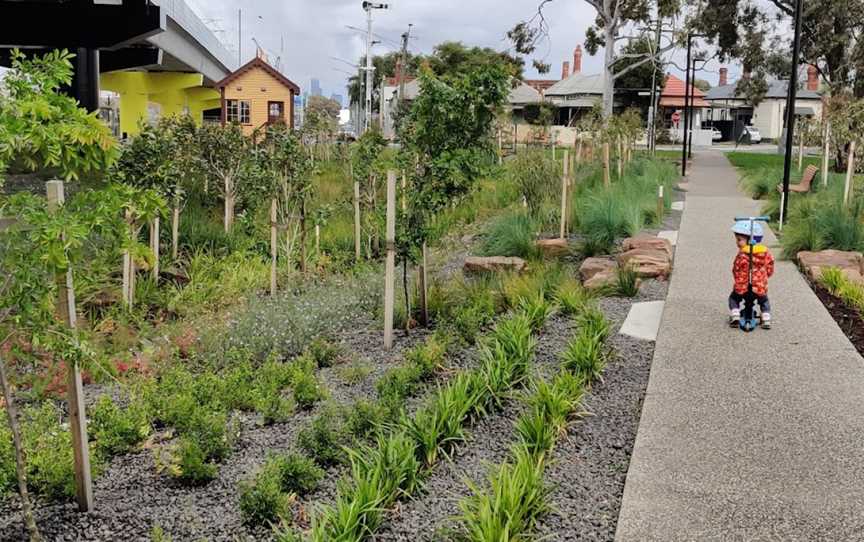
top-left (743, 125), bottom-right (761, 144)
top-left (712, 128), bottom-right (723, 142)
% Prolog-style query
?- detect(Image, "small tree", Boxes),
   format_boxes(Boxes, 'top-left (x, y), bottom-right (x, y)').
top-left (254, 124), bottom-right (314, 272)
top-left (196, 123), bottom-right (253, 233)
top-left (398, 64), bottom-right (510, 322)
top-left (0, 48), bottom-right (118, 540)
top-left (350, 129), bottom-right (388, 258)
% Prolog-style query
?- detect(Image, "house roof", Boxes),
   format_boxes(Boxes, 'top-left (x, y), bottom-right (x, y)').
top-left (705, 79), bottom-right (821, 101)
top-left (545, 73), bottom-right (604, 96)
top-left (524, 79), bottom-right (558, 93)
top-left (215, 56), bottom-right (300, 94)
top-left (509, 82), bottom-right (542, 105)
top-left (660, 74), bottom-right (708, 107)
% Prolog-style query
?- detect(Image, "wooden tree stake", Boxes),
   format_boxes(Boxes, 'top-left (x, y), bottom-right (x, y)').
top-left (45, 180), bottom-right (93, 513)
top-left (822, 121), bottom-right (831, 187)
top-left (560, 150), bottom-right (570, 240)
top-left (844, 139), bottom-right (856, 208)
top-left (171, 205), bottom-right (180, 260)
top-left (121, 209), bottom-right (132, 308)
top-left (354, 178), bottom-right (362, 262)
top-left (270, 199), bottom-right (277, 297)
top-left (150, 217), bottom-right (159, 281)
top-left (617, 136), bottom-right (623, 178)
top-left (418, 242), bottom-right (429, 326)
top-left (657, 185), bottom-right (665, 223)
top-left (497, 130), bottom-right (503, 166)
top-left (576, 137), bottom-right (583, 164)
top-left (798, 121), bottom-right (805, 171)
top-left (603, 142), bottom-right (611, 187)
top-left (384, 171), bottom-right (397, 350)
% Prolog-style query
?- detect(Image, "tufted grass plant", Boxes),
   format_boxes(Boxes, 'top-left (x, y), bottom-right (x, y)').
top-left (479, 212), bottom-right (540, 260)
top-left (561, 328), bottom-right (608, 382)
top-left (457, 445), bottom-right (550, 542)
top-left (517, 291), bottom-right (555, 332)
top-left (555, 278), bottom-right (594, 316)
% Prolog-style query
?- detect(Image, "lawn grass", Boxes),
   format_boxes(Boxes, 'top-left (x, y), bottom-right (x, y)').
top-left (725, 151), bottom-right (823, 172)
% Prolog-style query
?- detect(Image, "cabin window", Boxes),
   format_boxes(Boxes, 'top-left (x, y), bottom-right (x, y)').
top-left (268, 101), bottom-right (285, 124)
top-left (227, 99), bottom-right (251, 124)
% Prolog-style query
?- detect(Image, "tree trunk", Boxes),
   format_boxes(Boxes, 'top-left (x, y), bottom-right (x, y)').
top-left (418, 242), bottom-right (429, 326)
top-left (602, 24), bottom-right (616, 118)
top-left (150, 217), bottom-right (159, 281)
top-left (0, 355), bottom-right (43, 542)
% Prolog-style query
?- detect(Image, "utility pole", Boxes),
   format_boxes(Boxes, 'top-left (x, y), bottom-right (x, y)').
top-left (362, 2), bottom-right (389, 134)
top-left (238, 9), bottom-right (241, 68)
top-left (780, 0), bottom-right (804, 228)
top-left (398, 24), bottom-right (412, 104)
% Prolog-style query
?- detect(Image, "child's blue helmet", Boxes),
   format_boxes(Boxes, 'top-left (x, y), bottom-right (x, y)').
top-left (732, 220), bottom-right (764, 243)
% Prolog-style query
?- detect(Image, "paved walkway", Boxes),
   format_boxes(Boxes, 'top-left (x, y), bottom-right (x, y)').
top-left (616, 151), bottom-right (864, 540)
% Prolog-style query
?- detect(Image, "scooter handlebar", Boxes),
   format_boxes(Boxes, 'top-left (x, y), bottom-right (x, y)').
top-left (734, 216), bottom-right (770, 222)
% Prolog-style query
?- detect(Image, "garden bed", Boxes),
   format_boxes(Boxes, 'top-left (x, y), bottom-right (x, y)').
top-left (810, 281), bottom-right (864, 357)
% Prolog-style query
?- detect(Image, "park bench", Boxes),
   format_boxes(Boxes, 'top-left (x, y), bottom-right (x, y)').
top-left (777, 164), bottom-right (818, 194)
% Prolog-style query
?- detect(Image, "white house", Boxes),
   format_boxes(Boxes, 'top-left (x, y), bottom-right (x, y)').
top-left (705, 66), bottom-right (822, 142)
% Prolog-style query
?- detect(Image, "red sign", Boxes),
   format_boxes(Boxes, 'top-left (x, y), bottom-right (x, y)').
top-left (671, 111), bottom-right (681, 126)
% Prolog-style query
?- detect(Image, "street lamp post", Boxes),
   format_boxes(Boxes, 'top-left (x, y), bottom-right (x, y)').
top-left (780, 0), bottom-right (804, 229)
top-left (681, 33), bottom-right (692, 177)
top-left (688, 54), bottom-right (706, 159)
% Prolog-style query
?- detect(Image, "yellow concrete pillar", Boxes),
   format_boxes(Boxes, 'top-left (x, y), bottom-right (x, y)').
top-left (101, 72), bottom-right (209, 135)
top-left (184, 87), bottom-right (221, 125)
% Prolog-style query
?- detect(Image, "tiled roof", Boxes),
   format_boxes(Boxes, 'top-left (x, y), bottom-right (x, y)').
top-left (662, 74), bottom-right (706, 99)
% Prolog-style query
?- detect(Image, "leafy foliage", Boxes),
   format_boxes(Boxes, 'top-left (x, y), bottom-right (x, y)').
top-left (0, 49), bottom-right (117, 185)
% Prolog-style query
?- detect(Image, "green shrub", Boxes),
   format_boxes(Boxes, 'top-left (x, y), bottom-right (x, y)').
top-left (89, 395), bottom-right (151, 457)
top-left (173, 437), bottom-right (218, 485)
top-left (20, 402), bottom-right (78, 499)
top-left (344, 399), bottom-right (390, 440)
top-left (269, 452), bottom-right (325, 495)
top-left (239, 464), bottom-right (291, 526)
top-left (305, 337), bottom-right (343, 368)
top-left (820, 267), bottom-right (846, 296)
top-left (255, 392), bottom-right (296, 425)
top-left (740, 167), bottom-right (779, 199)
top-left (577, 306), bottom-right (611, 342)
top-left (292, 369), bottom-right (326, 410)
top-left (608, 264), bottom-right (640, 298)
top-left (479, 213), bottom-right (540, 259)
top-left (0, 416), bottom-right (14, 495)
top-left (509, 148), bottom-right (559, 217)
top-left (336, 360), bottom-right (373, 384)
top-left (298, 407), bottom-right (350, 467)
top-left (376, 365), bottom-right (424, 407)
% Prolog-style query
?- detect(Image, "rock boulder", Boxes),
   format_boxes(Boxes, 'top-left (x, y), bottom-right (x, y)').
top-left (622, 235), bottom-right (674, 260)
top-left (536, 238), bottom-right (571, 258)
top-left (579, 257), bottom-right (619, 290)
top-left (464, 256), bottom-right (527, 274)
top-left (798, 250), bottom-right (864, 285)
top-left (617, 247), bottom-right (672, 279)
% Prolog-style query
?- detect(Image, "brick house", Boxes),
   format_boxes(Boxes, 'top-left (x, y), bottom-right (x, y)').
top-left (215, 55), bottom-right (300, 135)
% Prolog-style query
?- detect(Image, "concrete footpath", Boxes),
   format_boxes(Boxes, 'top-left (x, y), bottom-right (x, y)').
top-left (616, 152), bottom-right (864, 540)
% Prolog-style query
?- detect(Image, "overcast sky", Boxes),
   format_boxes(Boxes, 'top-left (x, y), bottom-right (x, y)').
top-left (185, 0), bottom-right (756, 101)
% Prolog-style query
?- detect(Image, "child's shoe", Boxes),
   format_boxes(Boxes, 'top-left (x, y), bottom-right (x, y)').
top-left (729, 308), bottom-right (740, 328)
top-left (761, 312), bottom-right (772, 329)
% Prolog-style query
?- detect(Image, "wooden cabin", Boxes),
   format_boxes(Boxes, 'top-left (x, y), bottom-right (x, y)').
top-left (215, 55), bottom-right (300, 135)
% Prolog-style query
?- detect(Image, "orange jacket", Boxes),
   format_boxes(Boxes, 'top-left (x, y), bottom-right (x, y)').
top-left (733, 244), bottom-right (774, 296)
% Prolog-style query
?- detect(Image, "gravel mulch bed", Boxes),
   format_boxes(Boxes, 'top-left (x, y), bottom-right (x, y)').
top-left (810, 281), bottom-right (864, 357)
top-left (534, 282), bottom-right (665, 542)
top-left (376, 314), bottom-right (575, 541)
top-left (0, 320), bottom-right (434, 542)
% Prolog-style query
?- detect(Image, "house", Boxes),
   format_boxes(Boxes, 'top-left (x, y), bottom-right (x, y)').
top-left (543, 45), bottom-right (609, 125)
top-left (215, 55), bottom-right (300, 136)
top-left (659, 74), bottom-right (710, 144)
top-left (381, 77), bottom-right (419, 139)
top-left (705, 66), bottom-right (822, 142)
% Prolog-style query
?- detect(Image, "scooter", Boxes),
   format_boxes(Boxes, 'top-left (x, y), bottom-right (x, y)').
top-left (734, 215), bottom-right (770, 332)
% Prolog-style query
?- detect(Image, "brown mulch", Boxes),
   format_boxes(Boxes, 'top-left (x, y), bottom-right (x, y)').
top-left (811, 281), bottom-right (864, 357)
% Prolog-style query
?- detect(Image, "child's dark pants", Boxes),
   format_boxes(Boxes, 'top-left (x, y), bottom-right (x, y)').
top-left (729, 292), bottom-right (771, 313)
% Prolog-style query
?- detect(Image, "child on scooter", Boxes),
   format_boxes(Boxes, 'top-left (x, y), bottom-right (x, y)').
top-left (729, 220), bottom-right (775, 329)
